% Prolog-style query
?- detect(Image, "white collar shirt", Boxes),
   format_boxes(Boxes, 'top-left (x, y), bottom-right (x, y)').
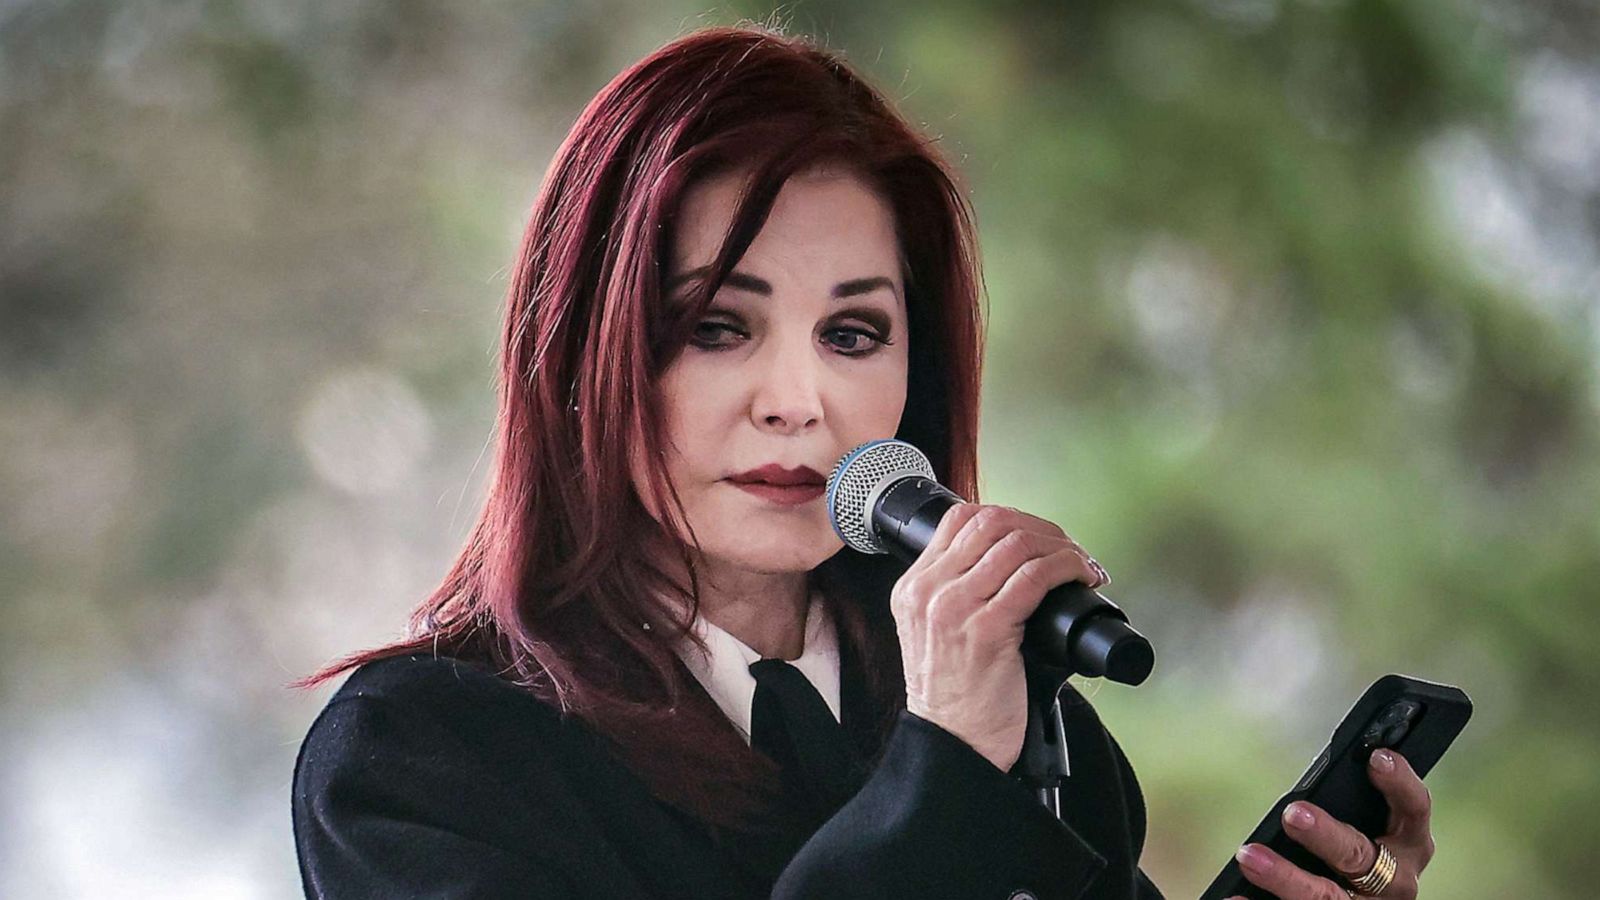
top-left (672, 591), bottom-right (841, 745)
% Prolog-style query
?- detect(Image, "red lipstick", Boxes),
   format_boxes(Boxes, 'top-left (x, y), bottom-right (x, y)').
top-left (726, 463), bottom-right (827, 506)
top-left (728, 464), bottom-right (827, 486)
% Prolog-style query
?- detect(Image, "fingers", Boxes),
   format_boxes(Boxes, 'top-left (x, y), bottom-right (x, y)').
top-left (1280, 785), bottom-right (1430, 898)
top-left (958, 533), bottom-right (1103, 620)
top-left (894, 502), bottom-right (986, 621)
top-left (912, 501), bottom-right (982, 572)
top-left (1370, 749), bottom-right (1433, 848)
top-left (900, 503), bottom-right (1105, 629)
top-left (1234, 843), bottom-right (1355, 900)
top-left (927, 505), bottom-right (1100, 579)
top-left (940, 505), bottom-right (1032, 578)
top-left (1281, 801), bottom-right (1375, 880)
top-left (999, 505), bottom-right (1107, 580)
top-left (1222, 749), bottom-right (1433, 900)
top-left (996, 504), bottom-right (1068, 540)
top-left (980, 542), bottom-right (1106, 627)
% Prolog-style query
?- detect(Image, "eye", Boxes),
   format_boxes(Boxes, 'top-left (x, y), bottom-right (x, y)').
top-left (688, 320), bottom-right (747, 350)
top-left (823, 326), bottom-right (889, 356)
top-left (686, 317), bottom-right (893, 356)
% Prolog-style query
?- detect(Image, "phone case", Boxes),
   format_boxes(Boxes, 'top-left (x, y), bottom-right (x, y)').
top-left (1198, 674), bottom-right (1472, 900)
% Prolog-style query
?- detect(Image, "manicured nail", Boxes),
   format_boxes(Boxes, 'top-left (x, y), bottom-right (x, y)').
top-left (1284, 802), bottom-right (1314, 829)
top-left (1089, 559), bottom-right (1110, 584)
top-left (1371, 749), bottom-right (1395, 772)
top-left (1236, 844), bottom-right (1274, 873)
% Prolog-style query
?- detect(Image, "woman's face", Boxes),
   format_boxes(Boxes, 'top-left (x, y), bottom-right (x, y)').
top-left (639, 164), bottom-right (910, 577)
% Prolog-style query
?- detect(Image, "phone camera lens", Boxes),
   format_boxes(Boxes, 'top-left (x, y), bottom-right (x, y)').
top-left (1374, 700), bottom-right (1423, 747)
top-left (1353, 700), bottom-right (1425, 761)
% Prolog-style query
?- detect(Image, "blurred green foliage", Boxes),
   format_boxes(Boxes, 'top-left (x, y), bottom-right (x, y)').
top-left (2, 1), bottom-right (1596, 896)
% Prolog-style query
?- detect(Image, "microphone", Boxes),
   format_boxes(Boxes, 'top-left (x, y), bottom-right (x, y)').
top-left (826, 439), bottom-right (1154, 686)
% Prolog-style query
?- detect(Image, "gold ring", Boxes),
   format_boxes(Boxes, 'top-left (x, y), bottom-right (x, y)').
top-left (1346, 839), bottom-right (1398, 896)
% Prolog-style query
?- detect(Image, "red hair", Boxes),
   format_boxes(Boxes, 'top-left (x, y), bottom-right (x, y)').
top-left (293, 23), bottom-right (986, 830)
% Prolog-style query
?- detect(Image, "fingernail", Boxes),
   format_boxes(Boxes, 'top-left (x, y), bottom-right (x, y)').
top-left (1284, 802), bottom-right (1314, 829)
top-left (1371, 749), bottom-right (1395, 772)
top-left (1236, 844), bottom-right (1274, 873)
top-left (1089, 559), bottom-right (1110, 584)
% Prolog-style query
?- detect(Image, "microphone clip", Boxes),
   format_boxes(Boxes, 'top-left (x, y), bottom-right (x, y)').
top-left (1011, 653), bottom-right (1075, 819)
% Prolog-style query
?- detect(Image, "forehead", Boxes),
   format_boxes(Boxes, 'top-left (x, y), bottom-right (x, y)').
top-left (669, 165), bottom-right (902, 279)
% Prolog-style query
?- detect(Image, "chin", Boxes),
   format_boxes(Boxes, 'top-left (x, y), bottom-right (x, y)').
top-left (706, 536), bottom-right (840, 575)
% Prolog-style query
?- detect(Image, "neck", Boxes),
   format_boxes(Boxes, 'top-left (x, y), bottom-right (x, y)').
top-left (659, 554), bottom-right (813, 660)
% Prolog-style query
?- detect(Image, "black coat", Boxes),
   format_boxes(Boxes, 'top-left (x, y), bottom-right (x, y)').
top-left (292, 640), bottom-right (1165, 900)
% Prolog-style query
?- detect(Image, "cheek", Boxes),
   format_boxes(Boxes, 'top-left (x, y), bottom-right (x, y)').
top-left (649, 360), bottom-right (745, 507)
top-left (657, 362), bottom-right (731, 452)
top-left (631, 367), bottom-right (704, 520)
top-left (846, 360), bottom-right (909, 430)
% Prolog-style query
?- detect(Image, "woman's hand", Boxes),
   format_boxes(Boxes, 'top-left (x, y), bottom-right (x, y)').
top-left (1228, 747), bottom-right (1437, 899)
top-left (889, 502), bottom-right (1109, 772)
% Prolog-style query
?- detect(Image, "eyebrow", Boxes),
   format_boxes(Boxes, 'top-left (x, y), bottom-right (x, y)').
top-left (664, 266), bottom-right (898, 300)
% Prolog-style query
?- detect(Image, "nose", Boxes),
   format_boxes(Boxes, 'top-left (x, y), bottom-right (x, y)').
top-left (751, 333), bottom-right (824, 434)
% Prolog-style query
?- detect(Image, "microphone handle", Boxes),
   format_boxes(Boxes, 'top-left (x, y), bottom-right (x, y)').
top-left (872, 477), bottom-right (1154, 686)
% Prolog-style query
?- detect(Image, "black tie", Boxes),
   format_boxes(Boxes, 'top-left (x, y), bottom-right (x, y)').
top-left (748, 658), bottom-right (864, 819)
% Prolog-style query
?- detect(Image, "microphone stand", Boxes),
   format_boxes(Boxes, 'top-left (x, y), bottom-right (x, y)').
top-left (1013, 653), bottom-right (1076, 819)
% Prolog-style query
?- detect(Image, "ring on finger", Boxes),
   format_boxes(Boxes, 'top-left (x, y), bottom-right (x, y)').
top-left (1345, 839), bottom-right (1398, 896)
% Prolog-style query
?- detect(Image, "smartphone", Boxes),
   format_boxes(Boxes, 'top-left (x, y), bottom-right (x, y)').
top-left (1199, 674), bottom-right (1472, 900)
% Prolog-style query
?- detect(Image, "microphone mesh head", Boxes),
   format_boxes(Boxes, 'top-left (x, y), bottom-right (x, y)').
top-left (826, 439), bottom-right (936, 554)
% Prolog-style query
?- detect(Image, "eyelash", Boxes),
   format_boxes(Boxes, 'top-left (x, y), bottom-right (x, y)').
top-left (689, 320), bottom-right (894, 357)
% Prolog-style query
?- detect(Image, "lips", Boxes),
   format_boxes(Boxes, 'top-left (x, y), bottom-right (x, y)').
top-left (726, 463), bottom-right (827, 507)
top-left (730, 481), bottom-right (826, 506)
top-left (727, 463), bottom-right (827, 487)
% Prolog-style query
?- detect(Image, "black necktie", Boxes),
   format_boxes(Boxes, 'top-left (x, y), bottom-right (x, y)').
top-left (748, 658), bottom-right (864, 819)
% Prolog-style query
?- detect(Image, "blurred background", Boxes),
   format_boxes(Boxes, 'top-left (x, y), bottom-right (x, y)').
top-left (3, 0), bottom-right (1597, 896)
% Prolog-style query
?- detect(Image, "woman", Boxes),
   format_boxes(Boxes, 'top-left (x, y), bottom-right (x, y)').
top-left (291, 24), bottom-right (1438, 900)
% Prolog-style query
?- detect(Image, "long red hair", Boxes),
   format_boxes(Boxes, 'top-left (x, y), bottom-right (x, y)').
top-left (293, 23), bottom-right (986, 830)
